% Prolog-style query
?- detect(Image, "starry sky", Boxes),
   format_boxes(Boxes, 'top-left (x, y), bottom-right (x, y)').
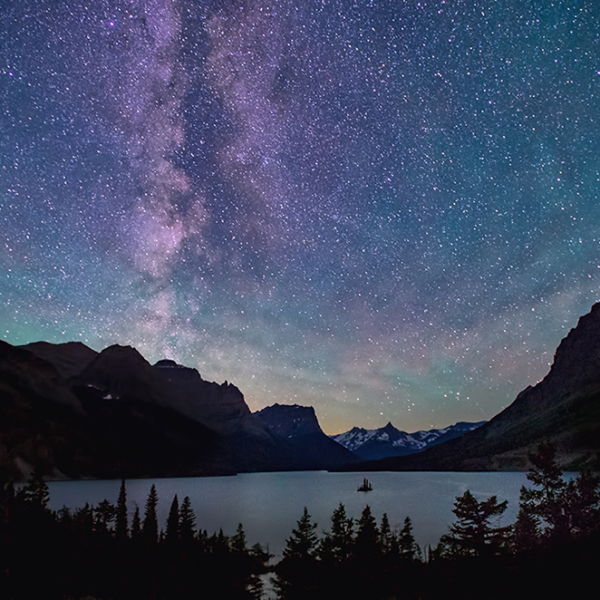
top-left (2, 0), bottom-right (600, 435)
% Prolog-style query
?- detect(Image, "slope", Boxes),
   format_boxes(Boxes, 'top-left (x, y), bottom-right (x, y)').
top-left (339, 303), bottom-right (600, 472)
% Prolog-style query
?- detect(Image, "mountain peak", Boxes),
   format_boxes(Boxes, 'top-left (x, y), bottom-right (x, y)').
top-left (545, 301), bottom-right (600, 391)
top-left (21, 341), bottom-right (98, 379)
top-left (254, 403), bottom-right (322, 438)
top-left (253, 403), bottom-right (359, 468)
top-left (101, 344), bottom-right (146, 360)
top-left (332, 420), bottom-right (485, 461)
top-left (154, 359), bottom-right (182, 368)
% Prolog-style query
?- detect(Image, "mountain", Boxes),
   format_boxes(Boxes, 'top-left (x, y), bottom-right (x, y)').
top-left (21, 341), bottom-right (98, 379)
top-left (331, 421), bottom-right (486, 461)
top-left (152, 359), bottom-right (266, 437)
top-left (339, 303), bottom-right (600, 472)
top-left (253, 403), bottom-right (359, 469)
top-left (0, 341), bottom-right (315, 481)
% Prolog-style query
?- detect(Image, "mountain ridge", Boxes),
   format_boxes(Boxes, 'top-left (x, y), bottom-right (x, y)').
top-left (3, 301), bottom-right (600, 478)
top-left (335, 303), bottom-right (600, 472)
top-left (331, 420), bottom-right (486, 461)
top-left (0, 341), bottom-right (331, 480)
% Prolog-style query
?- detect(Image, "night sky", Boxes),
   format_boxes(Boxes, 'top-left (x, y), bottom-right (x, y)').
top-left (2, 0), bottom-right (600, 434)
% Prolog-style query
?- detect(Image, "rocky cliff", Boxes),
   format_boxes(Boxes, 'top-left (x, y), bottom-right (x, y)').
top-left (0, 341), bottom-right (312, 480)
top-left (254, 403), bottom-right (359, 469)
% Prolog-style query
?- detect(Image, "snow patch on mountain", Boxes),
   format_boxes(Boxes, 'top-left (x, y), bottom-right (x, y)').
top-left (331, 421), bottom-right (486, 461)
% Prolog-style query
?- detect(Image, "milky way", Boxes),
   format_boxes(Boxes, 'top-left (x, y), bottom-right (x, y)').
top-left (2, 0), bottom-right (600, 433)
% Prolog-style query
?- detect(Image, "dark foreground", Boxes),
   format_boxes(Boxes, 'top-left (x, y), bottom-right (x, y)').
top-left (1, 443), bottom-right (599, 600)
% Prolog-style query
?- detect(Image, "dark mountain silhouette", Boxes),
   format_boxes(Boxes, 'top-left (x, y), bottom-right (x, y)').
top-left (254, 403), bottom-right (359, 468)
top-left (21, 340), bottom-right (98, 379)
top-left (0, 341), bottom-right (318, 481)
top-left (331, 420), bottom-right (485, 461)
top-left (4, 301), bottom-right (600, 478)
top-left (338, 303), bottom-right (600, 472)
top-left (152, 359), bottom-right (267, 437)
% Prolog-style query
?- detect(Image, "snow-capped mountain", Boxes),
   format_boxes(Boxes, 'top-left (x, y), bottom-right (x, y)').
top-left (331, 421), bottom-right (486, 461)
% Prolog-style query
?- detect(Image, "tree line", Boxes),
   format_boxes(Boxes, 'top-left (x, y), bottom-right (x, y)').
top-left (0, 475), bottom-right (270, 600)
top-left (1, 442), bottom-right (599, 599)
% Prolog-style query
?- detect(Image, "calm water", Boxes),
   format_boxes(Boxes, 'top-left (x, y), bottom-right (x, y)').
top-left (47, 471), bottom-right (529, 558)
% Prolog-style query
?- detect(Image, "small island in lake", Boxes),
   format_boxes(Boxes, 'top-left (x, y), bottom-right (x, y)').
top-left (357, 477), bottom-right (373, 492)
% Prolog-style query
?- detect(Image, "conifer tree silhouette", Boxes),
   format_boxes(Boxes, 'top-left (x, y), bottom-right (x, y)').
top-left (142, 484), bottom-right (159, 544)
top-left (131, 504), bottom-right (142, 539)
top-left (116, 479), bottom-right (128, 541)
top-left (179, 495), bottom-right (196, 548)
top-left (165, 494), bottom-right (179, 547)
top-left (319, 502), bottom-right (354, 565)
top-left (274, 507), bottom-right (319, 600)
top-left (440, 490), bottom-right (509, 557)
top-left (398, 516), bottom-right (421, 560)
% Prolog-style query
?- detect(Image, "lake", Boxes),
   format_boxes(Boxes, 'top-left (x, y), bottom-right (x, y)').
top-left (47, 470), bottom-right (530, 558)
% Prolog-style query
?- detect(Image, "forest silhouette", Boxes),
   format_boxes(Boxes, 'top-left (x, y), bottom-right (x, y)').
top-left (1, 443), bottom-right (599, 599)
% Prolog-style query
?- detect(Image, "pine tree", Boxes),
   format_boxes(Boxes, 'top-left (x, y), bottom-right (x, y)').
top-left (519, 442), bottom-right (600, 546)
top-left (22, 465), bottom-right (49, 509)
top-left (179, 496), bottom-right (196, 547)
top-left (131, 505), bottom-right (142, 539)
top-left (229, 523), bottom-right (259, 600)
top-left (319, 502), bottom-right (354, 565)
top-left (283, 507), bottom-right (318, 560)
top-left (274, 507), bottom-right (319, 600)
top-left (513, 493), bottom-right (540, 552)
top-left (440, 490), bottom-right (509, 557)
top-left (571, 470), bottom-right (600, 536)
top-left (352, 505), bottom-right (385, 598)
top-left (398, 516), bottom-right (421, 560)
top-left (165, 494), bottom-right (179, 547)
top-left (231, 523), bottom-right (247, 554)
top-left (142, 484), bottom-right (159, 544)
top-left (315, 503), bottom-right (355, 598)
top-left (248, 543), bottom-right (272, 600)
top-left (522, 442), bottom-right (569, 544)
top-left (379, 512), bottom-right (393, 553)
top-left (94, 499), bottom-right (116, 533)
top-left (115, 479), bottom-right (128, 541)
top-left (354, 505), bottom-right (381, 560)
